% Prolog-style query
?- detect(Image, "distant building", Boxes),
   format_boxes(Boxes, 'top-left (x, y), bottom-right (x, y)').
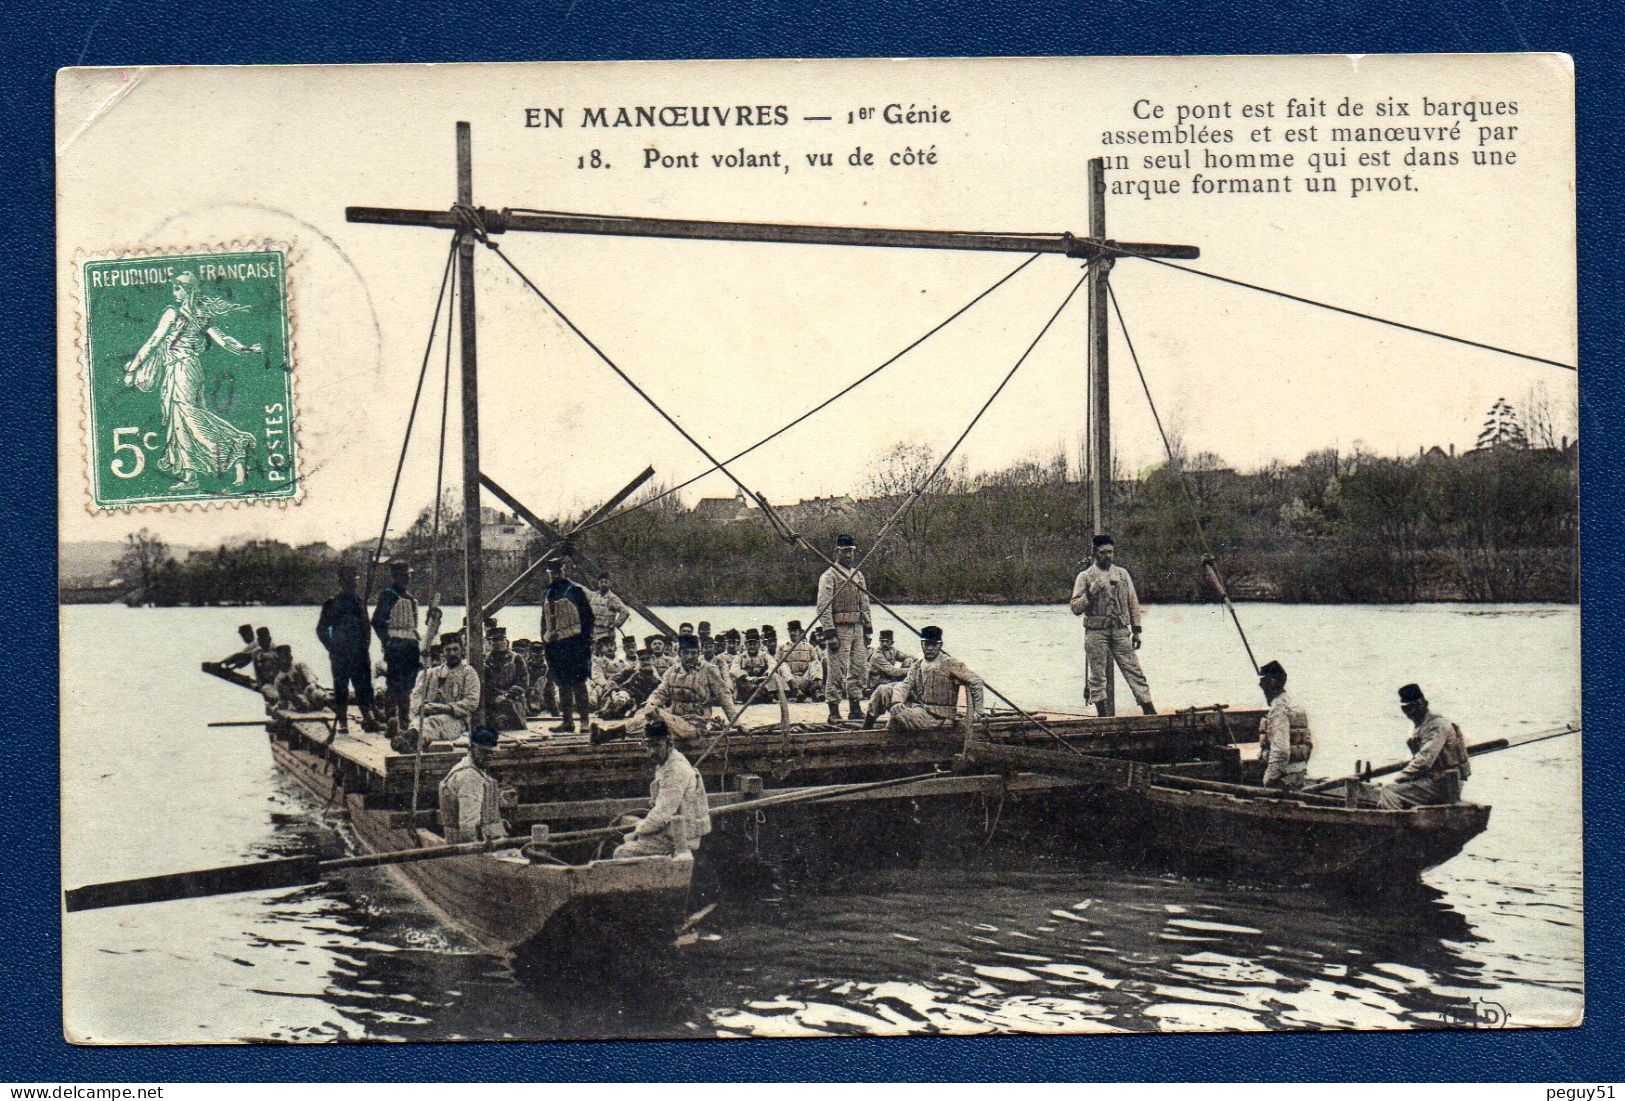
top-left (691, 488), bottom-right (756, 524)
top-left (479, 507), bottom-right (531, 555)
top-left (775, 494), bottom-right (858, 526)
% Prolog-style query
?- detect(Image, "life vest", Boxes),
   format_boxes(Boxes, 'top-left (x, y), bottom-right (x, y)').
top-left (438, 756), bottom-right (503, 843)
top-left (386, 589), bottom-right (419, 641)
top-left (737, 652), bottom-right (770, 677)
top-left (1429, 716), bottom-right (1471, 780)
top-left (662, 667), bottom-right (717, 716)
top-left (543, 584), bottom-right (583, 642)
top-left (911, 659), bottom-right (962, 712)
top-left (1259, 697), bottom-right (1313, 765)
top-left (783, 640), bottom-right (816, 676)
top-left (828, 568), bottom-right (865, 625)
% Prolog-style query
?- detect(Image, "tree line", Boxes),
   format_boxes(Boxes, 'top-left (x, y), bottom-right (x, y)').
top-left (107, 437), bottom-right (1577, 608)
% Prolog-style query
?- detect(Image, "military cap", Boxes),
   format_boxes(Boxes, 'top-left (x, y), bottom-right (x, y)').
top-left (744, 628), bottom-right (761, 641)
top-left (388, 557), bottom-right (414, 574)
top-left (1258, 660), bottom-right (1287, 681)
top-left (761, 624), bottom-right (774, 635)
top-left (622, 633), bottom-right (636, 644)
top-left (677, 634), bottom-right (701, 651)
top-left (470, 726), bottom-right (500, 748)
top-left (489, 625), bottom-right (508, 639)
top-left (644, 716), bottom-right (672, 741)
top-left (274, 643), bottom-right (293, 655)
top-left (513, 639), bottom-right (531, 650)
top-left (441, 632), bottom-right (461, 645)
top-left (256, 627), bottom-right (273, 642)
top-left (483, 616), bottom-right (498, 630)
top-left (787, 619), bottom-right (803, 632)
top-left (237, 623), bottom-right (254, 635)
top-left (636, 647), bottom-right (652, 658)
top-left (1398, 683), bottom-right (1426, 703)
top-left (698, 621), bottom-right (712, 632)
top-left (920, 625), bottom-right (944, 642)
top-left (835, 533), bottom-right (856, 547)
top-left (878, 629), bottom-right (894, 641)
top-left (645, 634), bottom-right (661, 646)
top-left (1092, 533), bottom-right (1115, 548)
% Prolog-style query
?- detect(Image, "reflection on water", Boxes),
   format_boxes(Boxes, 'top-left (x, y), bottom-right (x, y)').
top-left (60, 603), bottom-right (1583, 1041)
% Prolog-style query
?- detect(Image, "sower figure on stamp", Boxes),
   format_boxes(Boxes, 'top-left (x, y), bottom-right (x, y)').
top-left (612, 717), bottom-right (712, 860)
top-left (404, 634), bottom-right (481, 750)
top-left (817, 533), bottom-right (872, 723)
top-left (317, 564), bottom-right (377, 734)
top-left (886, 625), bottom-right (984, 736)
top-left (371, 559), bottom-right (425, 728)
top-left (121, 272), bottom-right (260, 493)
top-left (1069, 533), bottom-right (1156, 717)
top-left (540, 553), bottom-right (595, 733)
top-left (1256, 660), bottom-right (1312, 790)
top-left (1362, 684), bottom-right (1472, 809)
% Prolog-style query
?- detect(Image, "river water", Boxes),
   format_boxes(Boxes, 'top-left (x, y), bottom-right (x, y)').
top-left (59, 602), bottom-right (1582, 1042)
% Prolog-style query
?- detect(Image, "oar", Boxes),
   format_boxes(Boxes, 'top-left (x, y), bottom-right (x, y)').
top-left (65, 769), bottom-right (945, 913)
top-left (1304, 722), bottom-right (1579, 794)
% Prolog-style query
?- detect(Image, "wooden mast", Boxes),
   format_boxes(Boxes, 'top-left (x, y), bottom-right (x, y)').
top-left (455, 121), bottom-right (486, 689)
top-left (1086, 156), bottom-right (1114, 715)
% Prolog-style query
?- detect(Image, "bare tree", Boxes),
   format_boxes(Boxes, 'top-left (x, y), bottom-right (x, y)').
top-left (116, 528), bottom-right (173, 597)
top-left (1520, 382), bottom-right (1578, 451)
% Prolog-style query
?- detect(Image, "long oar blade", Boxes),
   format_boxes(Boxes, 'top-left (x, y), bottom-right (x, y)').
top-left (64, 855), bottom-right (322, 913)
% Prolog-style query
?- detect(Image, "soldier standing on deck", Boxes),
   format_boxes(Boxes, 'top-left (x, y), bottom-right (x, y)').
top-left (1069, 533), bottom-right (1156, 717)
top-left (540, 554), bottom-right (596, 734)
top-left (371, 559), bottom-right (423, 727)
top-left (1256, 659), bottom-right (1312, 790)
top-left (1364, 684), bottom-right (1472, 808)
top-left (817, 533), bottom-right (873, 723)
top-left (317, 564), bottom-right (377, 734)
top-left (588, 572), bottom-right (630, 644)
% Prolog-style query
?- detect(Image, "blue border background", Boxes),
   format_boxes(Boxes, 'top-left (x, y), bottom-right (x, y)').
top-left (4, 0), bottom-right (1617, 1082)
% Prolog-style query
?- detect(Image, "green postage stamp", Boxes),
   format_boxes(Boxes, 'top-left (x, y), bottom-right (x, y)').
top-left (78, 248), bottom-right (299, 510)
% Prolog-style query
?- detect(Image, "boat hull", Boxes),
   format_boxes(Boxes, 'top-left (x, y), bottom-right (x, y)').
top-left (270, 737), bottom-right (693, 957)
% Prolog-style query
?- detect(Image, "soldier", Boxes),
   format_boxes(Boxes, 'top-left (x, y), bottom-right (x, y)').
top-left (216, 623), bottom-right (259, 671)
top-left (612, 717), bottom-right (711, 859)
top-left (621, 633), bottom-right (639, 665)
top-left (482, 626), bottom-right (530, 732)
top-left (587, 571), bottom-right (630, 644)
top-left (540, 554), bottom-right (596, 733)
top-left (761, 624), bottom-right (779, 663)
top-left (1366, 684), bottom-right (1472, 808)
top-left (371, 559), bottom-right (425, 726)
top-left (817, 533), bottom-right (873, 723)
top-left (587, 635), bottom-right (627, 713)
top-left (438, 725), bottom-right (511, 844)
top-left (403, 634), bottom-right (481, 750)
top-left (776, 620), bottom-right (823, 701)
top-left (647, 635), bottom-right (676, 676)
top-left (884, 625), bottom-right (985, 736)
top-left (697, 621), bottom-right (713, 650)
top-left (596, 647), bottom-right (663, 731)
top-left (721, 630), bottom-right (743, 665)
top-left (862, 628), bottom-right (914, 723)
top-left (317, 564), bottom-right (376, 733)
top-left (729, 628), bottom-right (777, 703)
top-left (1256, 659), bottom-right (1312, 790)
top-left (1069, 533), bottom-right (1156, 717)
top-left (271, 644), bottom-right (332, 712)
top-left (635, 634), bottom-right (741, 741)
top-left (250, 626), bottom-right (281, 693)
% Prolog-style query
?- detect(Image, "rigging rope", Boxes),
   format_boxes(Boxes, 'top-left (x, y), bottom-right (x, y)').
top-left (727, 265), bottom-right (1095, 732)
top-left (567, 252), bottom-right (1046, 535)
top-left (1107, 281), bottom-right (1260, 674)
top-left (458, 218), bottom-right (1093, 753)
top-left (363, 234), bottom-right (461, 603)
top-left (1099, 245), bottom-right (1575, 372)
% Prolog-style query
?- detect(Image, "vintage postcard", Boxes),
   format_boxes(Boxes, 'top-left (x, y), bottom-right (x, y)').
top-left (57, 54), bottom-right (1579, 1043)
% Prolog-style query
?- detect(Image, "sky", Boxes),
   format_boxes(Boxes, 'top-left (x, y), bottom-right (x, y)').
top-left (56, 54), bottom-right (1577, 551)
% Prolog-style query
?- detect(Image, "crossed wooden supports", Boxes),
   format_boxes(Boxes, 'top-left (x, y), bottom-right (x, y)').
top-left (479, 466), bottom-right (676, 638)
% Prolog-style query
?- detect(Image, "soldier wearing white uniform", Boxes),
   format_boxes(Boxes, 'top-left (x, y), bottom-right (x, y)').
top-left (1069, 533), bottom-right (1156, 717)
top-left (404, 634), bottom-right (481, 750)
top-left (1256, 660), bottom-right (1313, 790)
top-left (437, 725), bottom-right (509, 844)
top-left (817, 533), bottom-right (873, 723)
top-left (861, 628), bottom-right (914, 727)
top-left (587, 572), bottom-right (630, 644)
top-left (886, 625), bottom-right (985, 736)
top-left (613, 717), bottom-right (712, 859)
top-left (634, 634), bottom-right (741, 741)
top-left (776, 620), bottom-right (824, 701)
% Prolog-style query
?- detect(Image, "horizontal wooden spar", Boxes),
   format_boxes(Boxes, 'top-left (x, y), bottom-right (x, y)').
top-left (344, 206), bottom-right (1200, 261)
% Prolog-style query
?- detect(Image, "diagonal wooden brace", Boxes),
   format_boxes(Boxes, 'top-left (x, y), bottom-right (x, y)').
top-left (481, 472), bottom-right (677, 637)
